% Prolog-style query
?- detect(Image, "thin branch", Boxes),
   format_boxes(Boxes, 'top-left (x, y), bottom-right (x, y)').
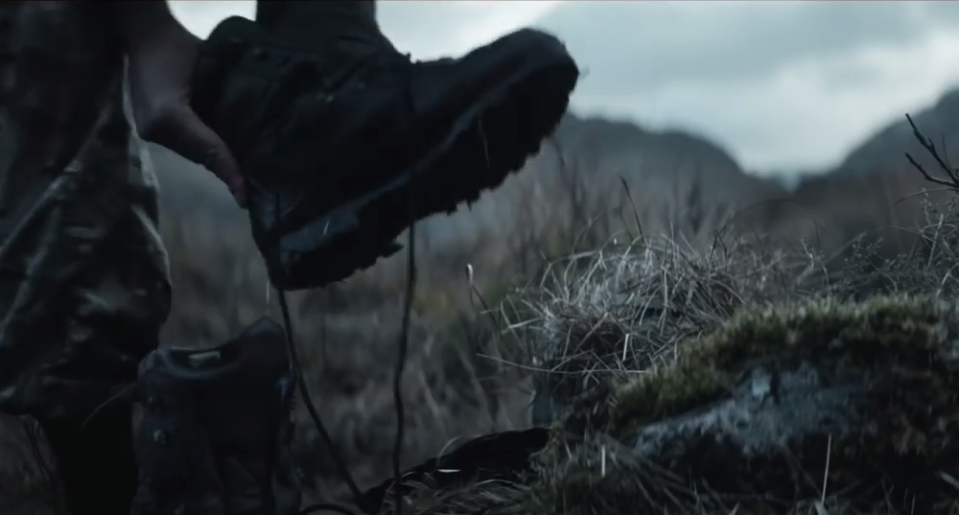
top-left (906, 113), bottom-right (959, 189)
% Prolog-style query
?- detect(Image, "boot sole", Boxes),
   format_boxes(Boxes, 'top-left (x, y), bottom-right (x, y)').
top-left (276, 30), bottom-right (579, 289)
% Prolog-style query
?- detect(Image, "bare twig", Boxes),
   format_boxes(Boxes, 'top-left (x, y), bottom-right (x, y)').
top-left (906, 113), bottom-right (959, 189)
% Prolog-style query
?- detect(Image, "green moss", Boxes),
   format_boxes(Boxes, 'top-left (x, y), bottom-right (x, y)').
top-left (608, 295), bottom-right (959, 438)
top-left (524, 295), bottom-right (959, 514)
top-left (402, 295), bottom-right (959, 514)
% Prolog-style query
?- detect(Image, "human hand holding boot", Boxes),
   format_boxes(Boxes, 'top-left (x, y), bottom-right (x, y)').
top-left (110, 2), bottom-right (248, 208)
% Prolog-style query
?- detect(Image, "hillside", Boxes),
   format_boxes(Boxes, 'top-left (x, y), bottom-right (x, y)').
top-left (150, 92), bottom-right (959, 280)
top-left (839, 87), bottom-right (959, 176)
top-left (753, 87), bottom-right (959, 262)
top-left (140, 81), bottom-right (959, 299)
top-left (148, 111), bottom-right (785, 258)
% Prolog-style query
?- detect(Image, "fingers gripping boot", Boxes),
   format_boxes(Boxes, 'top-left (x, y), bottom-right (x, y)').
top-left (133, 318), bottom-right (302, 515)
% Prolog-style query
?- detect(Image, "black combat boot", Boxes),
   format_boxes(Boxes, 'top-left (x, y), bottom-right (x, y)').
top-left (191, 1), bottom-right (580, 290)
top-left (132, 318), bottom-right (301, 515)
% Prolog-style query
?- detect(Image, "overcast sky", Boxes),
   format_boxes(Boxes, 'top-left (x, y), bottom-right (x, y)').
top-left (169, 1), bottom-right (959, 176)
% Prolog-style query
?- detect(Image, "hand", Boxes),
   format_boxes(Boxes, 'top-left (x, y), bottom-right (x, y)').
top-left (125, 22), bottom-right (248, 208)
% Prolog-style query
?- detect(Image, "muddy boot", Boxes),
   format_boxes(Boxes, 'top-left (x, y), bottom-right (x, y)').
top-left (191, 1), bottom-right (580, 290)
top-left (132, 318), bottom-right (301, 515)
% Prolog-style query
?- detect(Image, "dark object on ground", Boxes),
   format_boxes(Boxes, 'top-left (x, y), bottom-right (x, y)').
top-left (191, 2), bottom-right (580, 290)
top-left (132, 317), bottom-right (301, 515)
top-left (357, 428), bottom-right (549, 513)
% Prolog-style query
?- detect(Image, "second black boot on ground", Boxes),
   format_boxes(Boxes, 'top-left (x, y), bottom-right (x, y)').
top-left (132, 318), bottom-right (301, 515)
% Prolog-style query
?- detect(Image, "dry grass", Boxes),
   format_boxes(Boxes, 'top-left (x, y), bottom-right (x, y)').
top-left (512, 294), bottom-right (959, 515)
top-left (385, 188), bottom-right (959, 515)
top-left (512, 234), bottom-right (803, 413)
top-left (4, 130), bottom-right (959, 515)
top-left (156, 211), bottom-right (536, 504)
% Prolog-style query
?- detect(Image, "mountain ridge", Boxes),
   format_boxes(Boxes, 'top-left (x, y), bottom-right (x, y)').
top-left (148, 84), bottom-right (959, 261)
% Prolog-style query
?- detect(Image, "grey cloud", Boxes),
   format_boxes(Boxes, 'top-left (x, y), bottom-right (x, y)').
top-left (170, 1), bottom-right (492, 54)
top-left (922, 1), bottom-right (959, 24)
top-left (533, 1), bottom-right (949, 97)
top-left (377, 2), bottom-right (491, 56)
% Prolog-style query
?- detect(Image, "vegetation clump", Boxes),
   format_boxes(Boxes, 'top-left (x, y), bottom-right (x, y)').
top-left (533, 294), bottom-right (959, 515)
top-left (385, 292), bottom-right (959, 515)
top-left (386, 197), bottom-right (959, 514)
top-left (516, 235), bottom-right (803, 426)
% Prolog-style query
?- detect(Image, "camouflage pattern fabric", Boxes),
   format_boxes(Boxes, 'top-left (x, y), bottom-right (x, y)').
top-left (0, 2), bottom-right (171, 422)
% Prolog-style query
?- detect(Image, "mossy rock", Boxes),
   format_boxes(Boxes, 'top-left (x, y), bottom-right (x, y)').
top-left (529, 295), bottom-right (959, 514)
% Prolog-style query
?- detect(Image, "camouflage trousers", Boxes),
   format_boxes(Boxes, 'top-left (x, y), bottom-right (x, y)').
top-left (0, 123), bottom-right (173, 423)
top-left (0, 2), bottom-right (172, 423)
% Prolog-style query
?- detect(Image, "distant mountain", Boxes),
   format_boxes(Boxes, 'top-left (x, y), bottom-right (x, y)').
top-left (144, 86), bottom-right (959, 286)
top-left (755, 87), bottom-right (959, 261)
top-left (416, 112), bottom-right (786, 248)
top-left (148, 112), bottom-right (785, 253)
top-left (548, 114), bottom-right (782, 206)
top-left (838, 87), bottom-right (959, 177)
top-left (551, 115), bottom-right (742, 174)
